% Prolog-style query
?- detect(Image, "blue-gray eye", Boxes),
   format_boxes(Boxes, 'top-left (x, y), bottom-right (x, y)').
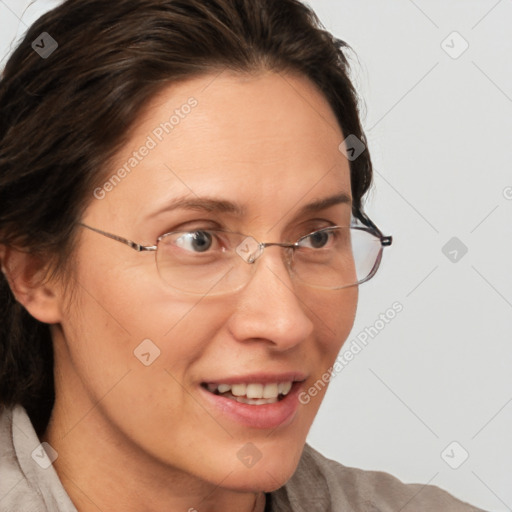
top-left (176, 231), bottom-right (213, 252)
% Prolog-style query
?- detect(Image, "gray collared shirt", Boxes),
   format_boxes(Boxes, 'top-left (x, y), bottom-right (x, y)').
top-left (0, 405), bottom-right (488, 511)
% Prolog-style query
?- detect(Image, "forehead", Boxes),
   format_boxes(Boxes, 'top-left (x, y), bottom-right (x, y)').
top-left (89, 70), bottom-right (351, 226)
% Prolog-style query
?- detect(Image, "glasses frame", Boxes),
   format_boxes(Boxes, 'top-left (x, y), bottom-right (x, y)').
top-left (77, 218), bottom-right (392, 291)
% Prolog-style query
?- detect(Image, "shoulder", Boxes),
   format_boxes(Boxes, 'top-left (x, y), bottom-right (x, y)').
top-left (269, 443), bottom-right (488, 512)
top-left (0, 404), bottom-right (77, 512)
top-left (0, 404), bottom-right (45, 512)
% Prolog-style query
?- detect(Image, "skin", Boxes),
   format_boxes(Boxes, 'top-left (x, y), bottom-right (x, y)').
top-left (3, 70), bottom-right (358, 512)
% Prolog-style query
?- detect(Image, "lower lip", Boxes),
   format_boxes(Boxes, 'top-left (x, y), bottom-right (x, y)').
top-left (198, 382), bottom-right (303, 430)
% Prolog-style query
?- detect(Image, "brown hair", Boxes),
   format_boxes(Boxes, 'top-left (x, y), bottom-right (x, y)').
top-left (0, 0), bottom-right (374, 436)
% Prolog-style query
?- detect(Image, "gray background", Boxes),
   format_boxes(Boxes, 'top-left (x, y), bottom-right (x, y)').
top-left (1, 1), bottom-right (510, 511)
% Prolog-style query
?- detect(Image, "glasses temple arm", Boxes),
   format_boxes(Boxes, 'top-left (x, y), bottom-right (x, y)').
top-left (353, 209), bottom-right (392, 246)
top-left (78, 223), bottom-right (157, 252)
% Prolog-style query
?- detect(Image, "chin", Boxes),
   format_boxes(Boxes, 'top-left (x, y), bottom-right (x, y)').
top-left (220, 461), bottom-right (299, 493)
top-left (208, 439), bottom-right (305, 493)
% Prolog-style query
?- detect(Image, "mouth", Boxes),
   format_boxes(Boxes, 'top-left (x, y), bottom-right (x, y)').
top-left (200, 381), bottom-right (294, 405)
top-left (198, 375), bottom-right (306, 429)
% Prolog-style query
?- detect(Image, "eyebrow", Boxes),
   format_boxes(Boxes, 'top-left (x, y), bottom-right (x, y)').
top-left (150, 191), bottom-right (352, 219)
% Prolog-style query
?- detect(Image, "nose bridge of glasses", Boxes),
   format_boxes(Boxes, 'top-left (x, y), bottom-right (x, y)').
top-left (234, 236), bottom-right (294, 265)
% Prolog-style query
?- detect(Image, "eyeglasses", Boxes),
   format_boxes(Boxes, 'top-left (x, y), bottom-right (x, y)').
top-left (78, 220), bottom-right (392, 295)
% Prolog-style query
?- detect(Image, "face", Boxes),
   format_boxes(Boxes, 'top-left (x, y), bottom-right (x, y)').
top-left (49, 70), bottom-right (358, 492)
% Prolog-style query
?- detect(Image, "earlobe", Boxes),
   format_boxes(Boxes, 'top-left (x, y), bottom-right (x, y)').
top-left (0, 245), bottom-right (62, 324)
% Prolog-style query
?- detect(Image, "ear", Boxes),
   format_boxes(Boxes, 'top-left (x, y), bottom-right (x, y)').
top-left (0, 245), bottom-right (62, 324)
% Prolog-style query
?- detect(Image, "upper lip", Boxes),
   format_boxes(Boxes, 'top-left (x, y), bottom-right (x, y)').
top-left (201, 372), bottom-right (308, 385)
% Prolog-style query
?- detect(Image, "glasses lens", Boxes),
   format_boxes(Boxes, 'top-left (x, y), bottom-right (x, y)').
top-left (350, 227), bottom-right (384, 285)
top-left (156, 227), bottom-right (384, 294)
top-left (156, 230), bottom-right (244, 295)
top-left (292, 227), bottom-right (382, 290)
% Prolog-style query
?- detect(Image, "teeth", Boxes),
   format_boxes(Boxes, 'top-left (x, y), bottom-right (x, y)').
top-left (206, 381), bottom-right (294, 400)
top-left (246, 383), bottom-right (264, 399)
top-left (217, 384), bottom-right (231, 394)
top-left (236, 396), bottom-right (278, 405)
top-left (279, 382), bottom-right (292, 395)
top-left (231, 383), bottom-right (246, 397)
top-left (263, 383), bottom-right (279, 399)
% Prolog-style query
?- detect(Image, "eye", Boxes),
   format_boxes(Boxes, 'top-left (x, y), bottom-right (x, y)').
top-left (175, 230), bottom-right (217, 253)
top-left (298, 228), bottom-right (334, 249)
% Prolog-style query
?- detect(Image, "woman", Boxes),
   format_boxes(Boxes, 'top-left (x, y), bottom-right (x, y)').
top-left (0, 0), bottom-right (486, 511)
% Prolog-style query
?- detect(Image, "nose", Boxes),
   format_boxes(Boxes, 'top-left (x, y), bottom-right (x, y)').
top-left (226, 244), bottom-right (315, 352)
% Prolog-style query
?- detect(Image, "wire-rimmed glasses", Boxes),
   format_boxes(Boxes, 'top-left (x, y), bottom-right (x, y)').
top-left (78, 220), bottom-right (392, 295)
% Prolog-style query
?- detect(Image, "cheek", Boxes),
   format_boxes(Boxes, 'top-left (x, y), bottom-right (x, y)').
top-left (64, 266), bottom-right (226, 372)
top-left (297, 286), bottom-right (358, 408)
top-left (59, 248), bottom-right (222, 402)
top-left (302, 284), bottom-right (358, 354)
top-left (58, 262), bottom-right (232, 452)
